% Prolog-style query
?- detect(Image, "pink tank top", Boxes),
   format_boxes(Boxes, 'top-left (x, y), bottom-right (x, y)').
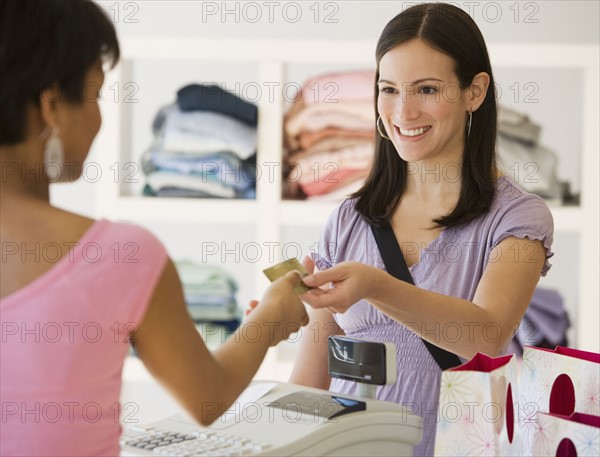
top-left (1, 220), bottom-right (168, 456)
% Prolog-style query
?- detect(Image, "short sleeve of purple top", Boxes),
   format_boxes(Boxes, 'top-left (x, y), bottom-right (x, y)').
top-left (310, 175), bottom-right (553, 456)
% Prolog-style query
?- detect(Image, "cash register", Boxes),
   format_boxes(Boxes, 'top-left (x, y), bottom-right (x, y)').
top-left (120, 336), bottom-right (423, 456)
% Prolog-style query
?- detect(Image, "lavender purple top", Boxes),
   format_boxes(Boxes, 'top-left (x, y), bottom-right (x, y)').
top-left (312, 175), bottom-right (554, 456)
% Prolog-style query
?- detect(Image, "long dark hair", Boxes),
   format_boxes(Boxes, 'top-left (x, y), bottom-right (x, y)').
top-left (0, 0), bottom-right (120, 145)
top-left (353, 3), bottom-right (497, 228)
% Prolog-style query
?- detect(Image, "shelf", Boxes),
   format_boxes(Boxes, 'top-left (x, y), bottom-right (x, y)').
top-left (115, 197), bottom-right (336, 227)
top-left (120, 37), bottom-right (374, 64)
top-left (119, 37), bottom-right (600, 69)
top-left (280, 200), bottom-right (337, 226)
top-left (114, 197), bottom-right (584, 233)
top-left (115, 196), bottom-right (257, 223)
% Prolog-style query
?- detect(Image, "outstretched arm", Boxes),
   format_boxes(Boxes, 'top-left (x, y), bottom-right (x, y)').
top-left (133, 258), bottom-right (308, 425)
top-left (302, 237), bottom-right (545, 359)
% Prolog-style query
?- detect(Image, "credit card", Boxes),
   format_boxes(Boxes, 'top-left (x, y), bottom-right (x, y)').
top-left (263, 258), bottom-right (312, 294)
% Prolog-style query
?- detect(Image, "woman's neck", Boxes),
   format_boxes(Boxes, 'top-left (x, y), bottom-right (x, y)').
top-left (404, 156), bottom-right (463, 205)
top-left (0, 142), bottom-right (51, 203)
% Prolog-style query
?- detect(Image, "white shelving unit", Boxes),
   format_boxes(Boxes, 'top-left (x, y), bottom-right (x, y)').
top-left (94, 37), bottom-right (599, 381)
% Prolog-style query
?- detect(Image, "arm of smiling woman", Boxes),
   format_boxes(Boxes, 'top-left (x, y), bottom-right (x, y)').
top-left (302, 237), bottom-right (546, 359)
top-left (132, 258), bottom-right (307, 426)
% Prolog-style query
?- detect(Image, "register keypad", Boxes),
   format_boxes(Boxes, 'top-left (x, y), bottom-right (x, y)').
top-left (121, 425), bottom-right (271, 456)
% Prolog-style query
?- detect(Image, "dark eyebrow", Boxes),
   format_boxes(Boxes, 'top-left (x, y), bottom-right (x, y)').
top-left (377, 78), bottom-right (444, 85)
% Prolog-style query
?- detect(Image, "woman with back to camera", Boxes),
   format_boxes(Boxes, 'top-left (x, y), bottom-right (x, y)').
top-left (0, 1), bottom-right (308, 455)
top-left (287, 3), bottom-right (554, 455)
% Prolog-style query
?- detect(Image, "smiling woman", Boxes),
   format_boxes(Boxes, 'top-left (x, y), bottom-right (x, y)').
top-left (377, 40), bottom-right (490, 172)
top-left (289, 3), bottom-right (554, 456)
top-left (359, 3), bottom-right (498, 229)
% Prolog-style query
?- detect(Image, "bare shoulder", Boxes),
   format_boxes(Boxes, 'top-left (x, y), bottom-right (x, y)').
top-left (51, 207), bottom-right (98, 240)
top-left (0, 199), bottom-right (98, 298)
top-left (2, 200), bottom-right (96, 244)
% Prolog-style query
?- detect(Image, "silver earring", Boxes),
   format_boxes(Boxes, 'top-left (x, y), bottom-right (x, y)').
top-left (376, 115), bottom-right (390, 140)
top-left (44, 127), bottom-right (64, 182)
top-left (467, 111), bottom-right (472, 139)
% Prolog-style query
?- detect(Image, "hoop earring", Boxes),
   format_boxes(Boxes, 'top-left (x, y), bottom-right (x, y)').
top-left (376, 115), bottom-right (390, 140)
top-left (44, 127), bottom-right (64, 182)
top-left (467, 111), bottom-right (472, 139)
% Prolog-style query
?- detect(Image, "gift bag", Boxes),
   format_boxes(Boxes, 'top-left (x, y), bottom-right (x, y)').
top-left (520, 346), bottom-right (600, 455)
top-left (531, 412), bottom-right (599, 456)
top-left (434, 353), bottom-right (520, 456)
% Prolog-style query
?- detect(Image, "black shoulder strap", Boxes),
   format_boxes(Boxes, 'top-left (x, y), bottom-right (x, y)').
top-left (370, 224), bottom-right (462, 370)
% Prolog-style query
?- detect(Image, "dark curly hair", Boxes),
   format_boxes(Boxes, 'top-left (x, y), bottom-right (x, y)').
top-left (0, 0), bottom-right (120, 145)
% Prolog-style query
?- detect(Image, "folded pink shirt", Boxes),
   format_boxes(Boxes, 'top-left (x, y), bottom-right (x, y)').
top-left (298, 69), bottom-right (376, 104)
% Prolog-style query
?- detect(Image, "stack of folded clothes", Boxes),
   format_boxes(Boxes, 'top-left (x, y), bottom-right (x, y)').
top-left (174, 260), bottom-right (241, 328)
top-left (142, 84), bottom-right (258, 199)
top-left (283, 70), bottom-right (376, 201)
top-left (508, 287), bottom-right (570, 357)
top-left (496, 105), bottom-right (572, 204)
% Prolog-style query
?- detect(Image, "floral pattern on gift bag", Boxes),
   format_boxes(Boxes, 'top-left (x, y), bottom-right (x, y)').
top-left (532, 412), bottom-right (599, 457)
top-left (521, 346), bottom-right (600, 456)
top-left (434, 353), bottom-right (520, 456)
